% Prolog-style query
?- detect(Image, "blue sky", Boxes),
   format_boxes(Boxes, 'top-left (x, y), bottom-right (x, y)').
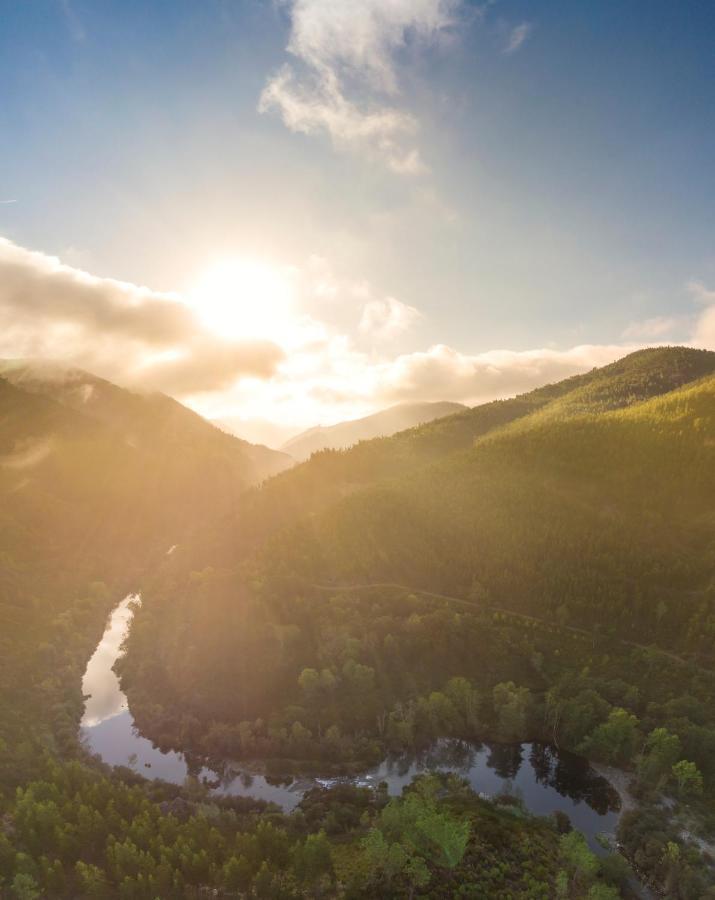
top-left (1, 0), bottom-right (714, 439)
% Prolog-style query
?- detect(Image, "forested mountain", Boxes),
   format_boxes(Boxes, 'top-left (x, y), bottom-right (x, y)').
top-left (210, 346), bottom-right (715, 563)
top-left (0, 365), bottom-right (290, 779)
top-left (3, 348), bottom-right (715, 898)
top-left (281, 401), bottom-right (465, 461)
top-left (0, 360), bottom-right (291, 482)
top-left (117, 347), bottom-right (715, 896)
top-left (125, 348), bottom-right (715, 730)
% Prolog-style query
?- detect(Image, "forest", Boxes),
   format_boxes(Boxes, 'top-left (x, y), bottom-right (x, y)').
top-left (2, 348), bottom-right (715, 897)
top-left (121, 347), bottom-right (715, 896)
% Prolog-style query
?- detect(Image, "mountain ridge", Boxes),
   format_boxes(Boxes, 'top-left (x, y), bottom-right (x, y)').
top-left (280, 400), bottom-right (466, 461)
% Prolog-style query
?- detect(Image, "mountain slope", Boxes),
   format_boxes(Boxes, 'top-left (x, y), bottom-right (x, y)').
top-left (123, 347), bottom-right (715, 737)
top-left (0, 366), bottom-right (293, 761)
top-left (120, 348), bottom-right (715, 861)
top-left (287, 371), bottom-right (715, 651)
top-left (0, 359), bottom-right (292, 483)
top-left (215, 346), bottom-right (715, 562)
top-left (281, 401), bottom-right (466, 461)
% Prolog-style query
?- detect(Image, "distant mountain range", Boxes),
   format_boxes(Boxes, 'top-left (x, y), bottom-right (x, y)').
top-left (280, 401), bottom-right (466, 461)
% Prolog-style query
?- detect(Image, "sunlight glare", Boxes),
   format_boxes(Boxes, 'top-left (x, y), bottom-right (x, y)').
top-left (188, 259), bottom-right (293, 341)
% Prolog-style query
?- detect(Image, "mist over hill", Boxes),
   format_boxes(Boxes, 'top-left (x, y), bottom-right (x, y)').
top-left (0, 359), bottom-right (292, 482)
top-left (280, 401), bottom-right (466, 461)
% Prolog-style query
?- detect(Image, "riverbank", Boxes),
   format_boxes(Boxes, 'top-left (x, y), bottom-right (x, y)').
top-left (592, 762), bottom-right (638, 816)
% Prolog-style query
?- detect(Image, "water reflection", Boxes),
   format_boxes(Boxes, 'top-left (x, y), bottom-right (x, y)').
top-left (528, 743), bottom-right (619, 816)
top-left (81, 597), bottom-right (622, 851)
top-left (487, 742), bottom-right (523, 779)
top-left (370, 739), bottom-right (620, 853)
top-left (81, 595), bottom-right (139, 727)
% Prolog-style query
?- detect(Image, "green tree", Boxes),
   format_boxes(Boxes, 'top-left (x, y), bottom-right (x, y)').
top-left (560, 831), bottom-right (598, 891)
top-left (587, 885), bottom-right (621, 900)
top-left (579, 707), bottom-right (640, 765)
top-left (672, 760), bottom-right (704, 797)
top-left (75, 861), bottom-right (110, 898)
top-left (293, 831), bottom-right (333, 884)
top-left (637, 728), bottom-right (682, 788)
top-left (493, 682), bottom-right (532, 740)
top-left (10, 874), bottom-right (41, 900)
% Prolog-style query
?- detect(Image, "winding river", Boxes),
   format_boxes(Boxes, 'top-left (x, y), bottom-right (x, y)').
top-left (81, 596), bottom-right (623, 853)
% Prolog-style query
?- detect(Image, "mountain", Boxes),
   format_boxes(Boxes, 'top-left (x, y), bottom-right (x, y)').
top-left (213, 415), bottom-right (301, 450)
top-left (272, 348), bottom-right (715, 634)
top-left (210, 346), bottom-right (715, 561)
top-left (280, 401), bottom-right (466, 461)
top-left (0, 360), bottom-right (292, 482)
top-left (123, 347), bottom-right (715, 739)
top-left (6, 346), bottom-right (715, 899)
top-left (0, 362), bottom-right (290, 697)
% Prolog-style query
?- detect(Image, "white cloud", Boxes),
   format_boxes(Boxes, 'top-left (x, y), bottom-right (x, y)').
top-left (372, 342), bottom-right (634, 404)
top-left (259, 0), bottom-right (459, 174)
top-left (503, 21), bottom-right (532, 54)
top-left (0, 238), bottom-right (283, 395)
top-left (689, 282), bottom-right (715, 349)
top-left (3, 238), bottom-right (714, 434)
top-left (359, 294), bottom-right (421, 340)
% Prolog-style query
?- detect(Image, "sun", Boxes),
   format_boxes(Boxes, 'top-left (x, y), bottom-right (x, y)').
top-left (188, 258), bottom-right (293, 340)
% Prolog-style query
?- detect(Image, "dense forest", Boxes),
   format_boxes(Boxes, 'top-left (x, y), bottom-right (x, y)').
top-left (2, 349), bottom-right (715, 897)
top-left (121, 347), bottom-right (715, 896)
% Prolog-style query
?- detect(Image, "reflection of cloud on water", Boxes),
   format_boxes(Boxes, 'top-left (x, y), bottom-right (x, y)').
top-left (81, 596), bottom-right (137, 727)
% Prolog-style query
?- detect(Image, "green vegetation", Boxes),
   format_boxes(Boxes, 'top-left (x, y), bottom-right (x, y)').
top-left (3, 348), bottom-right (715, 897)
top-left (122, 347), bottom-right (715, 896)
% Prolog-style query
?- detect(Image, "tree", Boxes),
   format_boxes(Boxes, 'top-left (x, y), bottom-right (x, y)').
top-left (379, 781), bottom-right (470, 870)
top-left (362, 829), bottom-right (408, 886)
top-left (298, 668), bottom-right (320, 703)
top-left (493, 682), bottom-right (532, 740)
top-left (444, 677), bottom-right (480, 733)
top-left (222, 855), bottom-right (252, 892)
top-left (560, 831), bottom-right (598, 891)
top-left (587, 885), bottom-right (620, 900)
top-left (10, 874), bottom-right (41, 900)
top-left (579, 707), bottom-right (640, 765)
top-left (74, 861), bottom-right (110, 898)
top-left (293, 831), bottom-right (333, 884)
top-left (672, 760), bottom-right (704, 797)
top-left (637, 728), bottom-right (682, 788)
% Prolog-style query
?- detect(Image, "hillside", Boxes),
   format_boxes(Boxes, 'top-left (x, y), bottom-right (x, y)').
top-left (291, 371), bottom-right (715, 647)
top-left (209, 346), bottom-right (715, 563)
top-left (281, 401), bottom-right (466, 461)
top-left (118, 349), bottom-right (715, 900)
top-left (5, 347), bottom-right (715, 899)
top-left (0, 365), bottom-right (291, 776)
top-left (123, 348), bottom-right (715, 735)
top-left (0, 359), bottom-right (292, 482)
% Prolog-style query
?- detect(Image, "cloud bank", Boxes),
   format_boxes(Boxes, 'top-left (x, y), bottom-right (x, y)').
top-left (259, 0), bottom-right (459, 174)
top-left (0, 239), bottom-right (283, 394)
top-left (2, 237), bottom-right (714, 433)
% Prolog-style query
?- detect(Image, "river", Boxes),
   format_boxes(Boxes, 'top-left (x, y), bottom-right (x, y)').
top-left (81, 595), bottom-right (624, 854)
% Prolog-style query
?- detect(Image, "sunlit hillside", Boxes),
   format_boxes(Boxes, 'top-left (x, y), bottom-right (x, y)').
top-left (4, 2), bottom-right (715, 896)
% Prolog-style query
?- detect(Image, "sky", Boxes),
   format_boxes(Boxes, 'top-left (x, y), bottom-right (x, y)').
top-left (1, 0), bottom-right (714, 445)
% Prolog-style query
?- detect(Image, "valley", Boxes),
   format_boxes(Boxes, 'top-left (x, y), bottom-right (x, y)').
top-left (1, 348), bottom-right (714, 898)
